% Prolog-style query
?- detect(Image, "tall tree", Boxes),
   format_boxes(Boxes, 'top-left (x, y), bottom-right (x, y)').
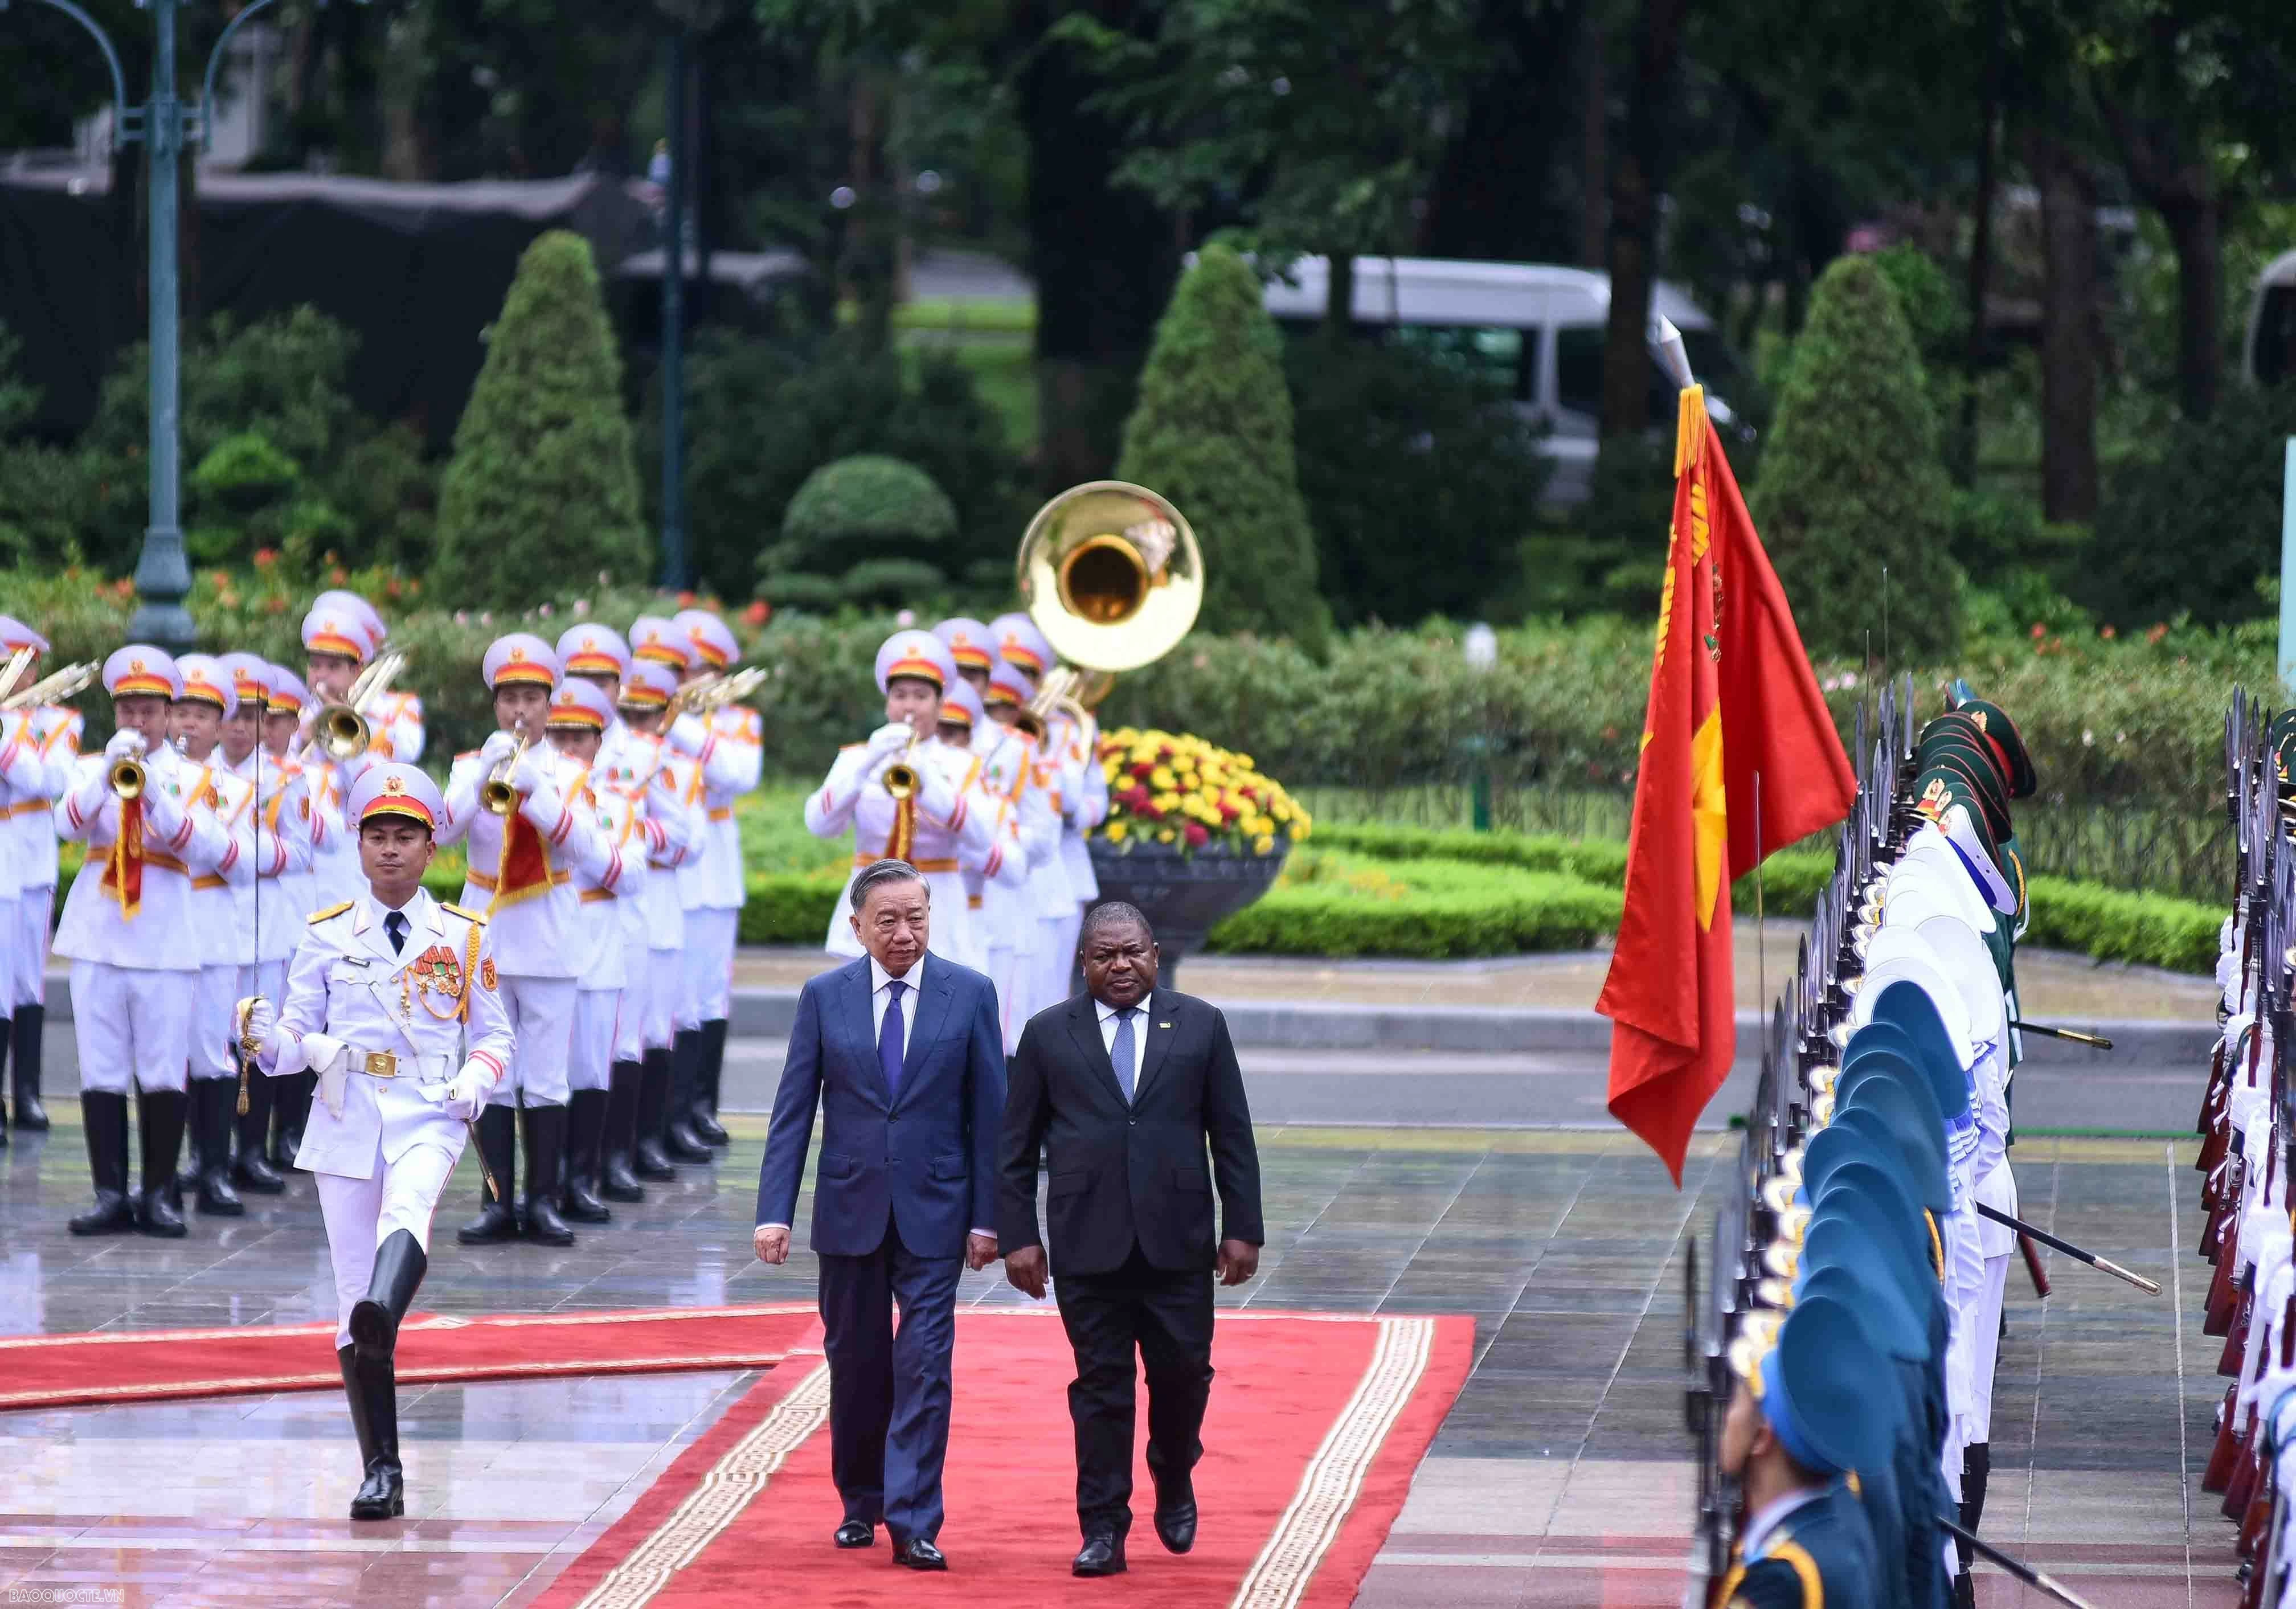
top-left (1597, 0), bottom-right (1689, 440)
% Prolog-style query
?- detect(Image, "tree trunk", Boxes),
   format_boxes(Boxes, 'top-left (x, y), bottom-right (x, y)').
top-left (1418, 0), bottom-right (1585, 265)
top-left (2027, 129), bottom-right (2098, 523)
top-left (2094, 91), bottom-right (2220, 421)
top-left (379, 6), bottom-right (433, 181)
top-left (1014, 1), bottom-right (1178, 489)
top-left (1598, 0), bottom-right (1688, 440)
top-left (1323, 252), bottom-right (1354, 339)
top-left (1580, 18), bottom-right (1607, 270)
top-left (1954, 0), bottom-right (2002, 485)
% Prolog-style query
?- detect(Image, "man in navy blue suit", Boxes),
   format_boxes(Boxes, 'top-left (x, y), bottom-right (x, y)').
top-left (752, 858), bottom-right (1007, 1571)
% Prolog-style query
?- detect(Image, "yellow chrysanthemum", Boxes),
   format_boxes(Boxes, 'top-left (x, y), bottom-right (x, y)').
top-left (1149, 765), bottom-right (1175, 791)
top-left (1104, 820), bottom-right (1128, 843)
top-left (1156, 827), bottom-right (1176, 844)
top-left (1253, 833), bottom-right (1274, 854)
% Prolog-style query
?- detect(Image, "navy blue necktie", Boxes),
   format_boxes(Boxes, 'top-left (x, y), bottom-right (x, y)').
top-left (879, 979), bottom-right (908, 1096)
top-left (1111, 1007), bottom-right (1137, 1103)
top-left (384, 911), bottom-right (408, 955)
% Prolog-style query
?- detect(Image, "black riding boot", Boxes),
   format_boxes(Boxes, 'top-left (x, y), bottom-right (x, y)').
top-left (67, 1091), bottom-right (137, 1235)
top-left (135, 1087), bottom-right (189, 1238)
top-left (662, 1030), bottom-right (712, 1162)
top-left (338, 1345), bottom-right (390, 1520)
top-left (521, 1100), bottom-right (577, 1246)
top-left (349, 1351), bottom-right (404, 1520)
top-left (633, 1048), bottom-right (676, 1180)
top-left (0, 1010), bottom-right (10, 1145)
top-left (194, 1078), bottom-right (245, 1215)
top-left (560, 1087), bottom-right (612, 1223)
top-left (690, 1018), bottom-right (730, 1145)
top-left (232, 1057), bottom-right (286, 1193)
top-left (351, 1229), bottom-right (428, 1362)
top-left (600, 1059), bottom-right (646, 1202)
top-left (9, 1003), bottom-right (47, 1129)
top-left (457, 1104), bottom-right (520, 1244)
top-left (174, 1068), bottom-right (203, 1196)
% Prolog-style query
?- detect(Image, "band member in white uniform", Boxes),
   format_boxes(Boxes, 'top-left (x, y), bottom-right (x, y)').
top-left (240, 762), bottom-right (512, 1522)
top-left (936, 674), bottom-right (1032, 1046)
top-left (260, 665), bottom-right (337, 1166)
top-left (556, 623), bottom-right (641, 774)
top-left (169, 653), bottom-right (278, 1217)
top-left (992, 613), bottom-right (1090, 1014)
top-left (0, 619), bottom-right (80, 1133)
top-left (614, 649), bottom-right (702, 1186)
top-left (664, 609), bottom-right (760, 1153)
top-left (439, 634), bottom-right (602, 1247)
top-left (53, 648), bottom-right (231, 1238)
top-left (805, 629), bottom-right (994, 971)
top-left (298, 599), bottom-right (384, 910)
top-left (219, 653), bottom-right (313, 1195)
top-left (541, 678), bottom-right (636, 1224)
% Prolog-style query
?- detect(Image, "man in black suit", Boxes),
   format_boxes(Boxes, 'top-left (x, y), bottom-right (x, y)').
top-left (754, 859), bottom-right (1006, 1571)
top-left (998, 900), bottom-right (1264, 1578)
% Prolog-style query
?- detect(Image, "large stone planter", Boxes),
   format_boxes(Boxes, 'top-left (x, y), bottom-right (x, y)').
top-left (1084, 839), bottom-right (1289, 986)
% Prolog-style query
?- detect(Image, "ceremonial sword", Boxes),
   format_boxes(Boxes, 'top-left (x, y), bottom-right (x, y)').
top-left (1938, 1517), bottom-right (2099, 1609)
top-left (1974, 1202), bottom-right (2160, 1293)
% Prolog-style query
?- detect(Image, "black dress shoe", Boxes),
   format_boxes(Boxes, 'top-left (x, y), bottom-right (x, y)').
top-left (1153, 1496), bottom-right (1197, 1555)
top-left (1073, 1533), bottom-right (1127, 1576)
top-left (834, 1519), bottom-right (874, 1549)
top-left (891, 1537), bottom-right (947, 1571)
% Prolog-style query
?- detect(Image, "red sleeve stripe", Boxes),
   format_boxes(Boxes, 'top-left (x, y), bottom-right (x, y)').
top-left (66, 796), bottom-right (83, 830)
top-left (218, 840), bottom-right (240, 874)
top-left (168, 814), bottom-right (196, 851)
top-left (699, 732), bottom-right (719, 765)
top-left (471, 1050), bottom-right (504, 1080)
top-left (985, 846), bottom-right (1003, 877)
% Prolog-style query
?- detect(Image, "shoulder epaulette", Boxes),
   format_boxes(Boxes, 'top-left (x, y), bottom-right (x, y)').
top-left (308, 900), bottom-right (354, 923)
top-left (441, 901), bottom-right (489, 925)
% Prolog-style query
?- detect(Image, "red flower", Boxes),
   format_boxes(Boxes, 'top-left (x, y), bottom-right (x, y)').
top-left (1219, 803), bottom-right (1240, 822)
top-left (265, 597), bottom-right (288, 615)
top-left (328, 566), bottom-right (348, 584)
top-left (1183, 821), bottom-right (1209, 848)
top-left (743, 600), bottom-right (771, 627)
top-left (1130, 761), bottom-right (1155, 780)
top-left (384, 578), bottom-right (403, 600)
top-left (2099, 624), bottom-right (2116, 640)
top-left (2146, 623), bottom-right (2168, 644)
top-left (2028, 623), bottom-right (2046, 640)
top-left (677, 590), bottom-right (698, 607)
top-left (251, 547), bottom-right (279, 571)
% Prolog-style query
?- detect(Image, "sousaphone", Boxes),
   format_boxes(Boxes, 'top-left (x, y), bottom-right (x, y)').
top-left (1013, 480), bottom-right (1202, 734)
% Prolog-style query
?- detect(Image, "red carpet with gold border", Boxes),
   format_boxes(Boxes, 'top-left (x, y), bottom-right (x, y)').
top-left (535, 1308), bottom-right (1474, 1609)
top-left (0, 1303), bottom-right (821, 1411)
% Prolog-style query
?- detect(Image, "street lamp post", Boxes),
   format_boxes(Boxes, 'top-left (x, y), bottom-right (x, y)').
top-left (2, 0), bottom-right (343, 653)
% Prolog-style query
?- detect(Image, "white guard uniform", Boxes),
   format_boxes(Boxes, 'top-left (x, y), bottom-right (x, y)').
top-left (666, 609), bottom-right (762, 1031)
top-left (554, 746), bottom-right (635, 1095)
top-left (972, 718), bottom-right (1051, 1048)
top-left (639, 734), bottom-right (701, 1051)
top-left (13, 702), bottom-right (81, 1012)
top-left (267, 889), bottom-right (512, 1341)
top-left (1047, 704), bottom-right (1108, 977)
top-left (809, 739), bottom-right (993, 972)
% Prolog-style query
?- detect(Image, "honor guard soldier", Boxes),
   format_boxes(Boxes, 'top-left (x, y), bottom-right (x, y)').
top-left (556, 623), bottom-right (639, 773)
top-left (239, 763), bottom-right (512, 1522)
top-left (0, 637), bottom-right (43, 1144)
top-left (662, 609), bottom-right (760, 1152)
top-left (218, 653), bottom-right (313, 1196)
top-left (991, 614), bottom-right (1083, 1016)
top-left (806, 630), bottom-right (994, 971)
top-left (439, 634), bottom-right (604, 1246)
top-left (613, 651), bottom-right (701, 1186)
top-left (541, 678), bottom-right (636, 1223)
top-left (53, 648), bottom-right (232, 1237)
top-left (1718, 1293), bottom-right (1888, 1606)
top-left (259, 666), bottom-right (337, 1167)
top-left (299, 598), bottom-right (382, 909)
top-left (0, 617), bottom-right (78, 1132)
top-left (169, 653), bottom-right (279, 1216)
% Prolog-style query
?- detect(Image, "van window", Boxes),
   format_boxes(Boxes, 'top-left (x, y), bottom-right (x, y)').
top-left (1384, 325), bottom-right (1532, 402)
top-left (1555, 322), bottom-right (1680, 426)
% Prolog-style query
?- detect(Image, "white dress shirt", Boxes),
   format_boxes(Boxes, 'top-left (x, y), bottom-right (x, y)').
top-left (1095, 996), bottom-right (1147, 1099)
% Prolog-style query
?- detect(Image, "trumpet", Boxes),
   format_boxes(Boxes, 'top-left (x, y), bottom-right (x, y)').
top-left (110, 733), bottom-right (148, 800)
top-left (1, 660), bottom-right (99, 710)
top-left (479, 727), bottom-right (533, 816)
top-left (882, 732), bottom-right (927, 801)
top-left (308, 648), bottom-right (407, 762)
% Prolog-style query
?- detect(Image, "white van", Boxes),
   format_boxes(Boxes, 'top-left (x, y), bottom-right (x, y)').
top-left (1260, 256), bottom-right (1751, 507)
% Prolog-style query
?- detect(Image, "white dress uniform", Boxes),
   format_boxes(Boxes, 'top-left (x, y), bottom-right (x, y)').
top-left (297, 599), bottom-right (386, 910)
top-left (252, 760), bottom-right (511, 1523)
top-left (6, 668), bottom-right (80, 1130)
top-left (807, 630), bottom-right (996, 972)
top-left (1047, 702), bottom-right (1109, 975)
top-left (52, 648), bottom-right (232, 1238)
top-left (991, 615), bottom-right (1083, 1015)
top-left (935, 678), bottom-right (1030, 1048)
top-left (665, 610), bottom-right (762, 1037)
top-left (436, 634), bottom-right (604, 1246)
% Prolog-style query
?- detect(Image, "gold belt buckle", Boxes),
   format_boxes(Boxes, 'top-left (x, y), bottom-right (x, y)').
top-left (363, 1050), bottom-right (398, 1079)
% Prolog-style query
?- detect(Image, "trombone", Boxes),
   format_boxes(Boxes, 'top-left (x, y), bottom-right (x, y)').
top-left (2, 661), bottom-right (99, 711)
top-left (307, 648), bottom-right (407, 762)
top-left (670, 665), bottom-right (766, 718)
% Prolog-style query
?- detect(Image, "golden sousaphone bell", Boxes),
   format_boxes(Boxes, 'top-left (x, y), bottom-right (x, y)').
top-left (1012, 481), bottom-right (1202, 735)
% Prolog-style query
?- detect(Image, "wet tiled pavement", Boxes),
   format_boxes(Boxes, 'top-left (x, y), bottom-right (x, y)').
top-left (0, 1116), bottom-right (2236, 1605)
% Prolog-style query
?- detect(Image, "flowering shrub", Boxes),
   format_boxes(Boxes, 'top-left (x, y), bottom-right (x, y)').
top-left (1094, 727), bottom-right (1311, 855)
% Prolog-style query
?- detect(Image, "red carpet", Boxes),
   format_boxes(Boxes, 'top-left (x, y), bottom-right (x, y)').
top-left (537, 1308), bottom-right (1473, 1609)
top-left (0, 1304), bottom-right (819, 1411)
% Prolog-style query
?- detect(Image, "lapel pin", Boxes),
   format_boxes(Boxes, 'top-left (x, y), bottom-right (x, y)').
top-left (1158, 1021), bottom-right (1172, 1029)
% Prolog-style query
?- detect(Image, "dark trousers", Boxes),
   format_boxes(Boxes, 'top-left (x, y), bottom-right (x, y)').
top-left (817, 1226), bottom-right (961, 1545)
top-left (1055, 1244), bottom-right (1215, 1537)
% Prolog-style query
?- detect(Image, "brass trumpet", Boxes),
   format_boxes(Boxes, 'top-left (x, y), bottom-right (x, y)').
top-left (479, 728), bottom-right (533, 815)
top-left (110, 734), bottom-right (148, 800)
top-left (1, 660), bottom-right (99, 710)
top-left (309, 649), bottom-right (407, 761)
top-left (881, 732), bottom-right (926, 801)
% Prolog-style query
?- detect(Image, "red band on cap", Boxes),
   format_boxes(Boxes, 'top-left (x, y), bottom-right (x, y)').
top-left (885, 655), bottom-right (944, 690)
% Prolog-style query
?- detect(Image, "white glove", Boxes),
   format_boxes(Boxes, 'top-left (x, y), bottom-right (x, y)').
top-left (443, 1062), bottom-right (493, 1122)
top-left (666, 712), bottom-right (708, 756)
top-left (478, 728), bottom-right (521, 766)
top-left (104, 728), bottom-right (146, 762)
top-left (509, 744), bottom-right (552, 796)
top-left (240, 998), bottom-right (276, 1058)
top-left (867, 722), bottom-right (916, 758)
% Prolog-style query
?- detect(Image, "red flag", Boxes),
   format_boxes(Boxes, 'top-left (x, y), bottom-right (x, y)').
top-left (1596, 390), bottom-right (1853, 1182)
